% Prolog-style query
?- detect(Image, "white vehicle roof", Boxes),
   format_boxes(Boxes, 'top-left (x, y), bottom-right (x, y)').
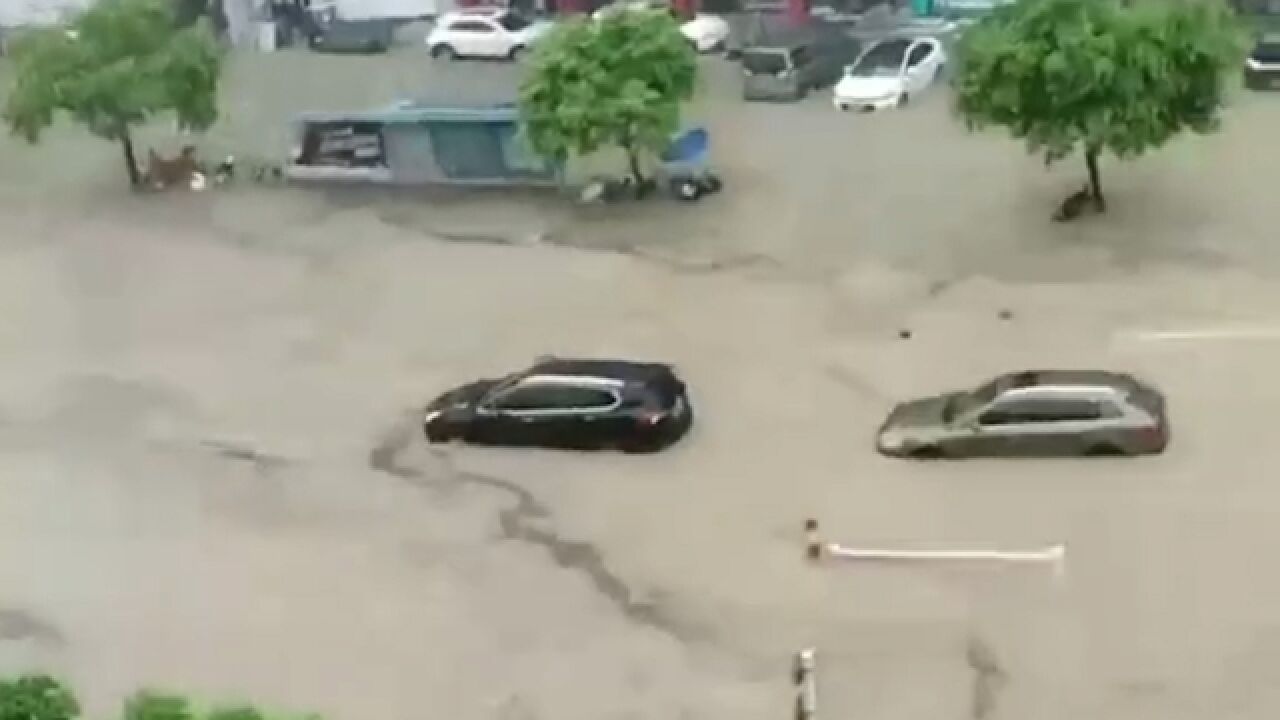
top-left (439, 8), bottom-right (507, 20)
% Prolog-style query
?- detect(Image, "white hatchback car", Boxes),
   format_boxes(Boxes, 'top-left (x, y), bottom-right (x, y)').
top-left (426, 9), bottom-right (551, 61)
top-left (592, 1), bottom-right (731, 53)
top-left (833, 36), bottom-right (946, 111)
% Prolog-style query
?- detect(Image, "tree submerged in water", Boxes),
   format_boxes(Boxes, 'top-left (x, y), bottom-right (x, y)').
top-left (951, 0), bottom-right (1245, 221)
top-left (518, 8), bottom-right (697, 188)
top-left (2, 0), bottom-right (222, 188)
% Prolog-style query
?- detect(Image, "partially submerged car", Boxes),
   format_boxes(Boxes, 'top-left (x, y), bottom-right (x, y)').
top-left (424, 357), bottom-right (694, 452)
top-left (592, 1), bottom-right (731, 53)
top-left (740, 23), bottom-right (861, 101)
top-left (425, 9), bottom-right (551, 61)
top-left (833, 35), bottom-right (945, 111)
top-left (307, 17), bottom-right (395, 53)
top-left (876, 370), bottom-right (1169, 459)
top-left (1245, 34), bottom-right (1280, 91)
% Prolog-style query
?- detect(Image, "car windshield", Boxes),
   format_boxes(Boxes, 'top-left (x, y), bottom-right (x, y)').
top-left (943, 377), bottom-right (1006, 422)
top-left (1253, 42), bottom-right (1280, 64)
top-left (498, 12), bottom-right (530, 31)
top-left (742, 50), bottom-right (789, 75)
top-left (849, 39), bottom-right (909, 77)
top-left (484, 371), bottom-right (526, 403)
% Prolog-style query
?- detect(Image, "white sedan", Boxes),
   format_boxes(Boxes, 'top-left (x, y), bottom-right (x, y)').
top-left (833, 36), bottom-right (946, 111)
top-left (592, 1), bottom-right (731, 53)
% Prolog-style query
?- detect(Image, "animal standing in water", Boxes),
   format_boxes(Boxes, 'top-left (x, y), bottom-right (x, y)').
top-left (143, 145), bottom-right (202, 190)
top-left (1052, 184), bottom-right (1105, 222)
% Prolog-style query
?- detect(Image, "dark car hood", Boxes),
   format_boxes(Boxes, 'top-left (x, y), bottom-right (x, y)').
top-left (429, 379), bottom-right (499, 411)
top-left (882, 392), bottom-right (960, 429)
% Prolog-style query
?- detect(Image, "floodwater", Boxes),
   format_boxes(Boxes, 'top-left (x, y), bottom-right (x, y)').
top-left (4, 46), bottom-right (1280, 720)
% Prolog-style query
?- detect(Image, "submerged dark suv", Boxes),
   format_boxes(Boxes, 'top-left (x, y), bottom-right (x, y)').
top-left (423, 357), bottom-right (693, 452)
top-left (1245, 35), bottom-right (1280, 90)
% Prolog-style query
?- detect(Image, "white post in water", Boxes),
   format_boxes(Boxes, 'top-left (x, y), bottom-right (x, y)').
top-left (804, 519), bottom-right (1067, 578)
top-left (793, 648), bottom-right (817, 720)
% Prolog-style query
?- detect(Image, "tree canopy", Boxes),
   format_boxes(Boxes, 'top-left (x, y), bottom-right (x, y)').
top-left (518, 9), bottom-right (697, 186)
top-left (1, 675), bottom-right (313, 720)
top-left (952, 0), bottom-right (1245, 218)
top-left (0, 675), bottom-right (79, 720)
top-left (2, 0), bottom-right (223, 187)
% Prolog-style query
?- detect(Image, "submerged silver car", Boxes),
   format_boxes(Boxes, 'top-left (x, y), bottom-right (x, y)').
top-left (877, 370), bottom-right (1169, 459)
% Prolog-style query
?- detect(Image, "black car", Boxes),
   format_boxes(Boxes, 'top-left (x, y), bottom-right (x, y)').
top-left (306, 17), bottom-right (395, 53)
top-left (423, 358), bottom-right (693, 452)
top-left (1245, 34), bottom-right (1280, 90)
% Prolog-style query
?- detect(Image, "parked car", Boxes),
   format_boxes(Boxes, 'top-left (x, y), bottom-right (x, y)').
top-left (680, 12), bottom-right (731, 53)
top-left (592, 1), bottom-right (731, 53)
top-left (1244, 34), bottom-right (1280, 91)
top-left (425, 9), bottom-right (550, 60)
top-left (307, 17), bottom-right (395, 53)
top-left (423, 357), bottom-right (694, 452)
top-left (876, 370), bottom-right (1169, 459)
top-left (740, 23), bottom-right (861, 101)
top-left (833, 35), bottom-right (945, 111)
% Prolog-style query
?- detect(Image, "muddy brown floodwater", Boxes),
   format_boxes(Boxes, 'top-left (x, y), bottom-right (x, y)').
top-left (4, 46), bottom-right (1280, 720)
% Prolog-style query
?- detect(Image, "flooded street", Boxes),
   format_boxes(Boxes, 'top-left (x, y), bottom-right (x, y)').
top-left (4, 45), bottom-right (1280, 720)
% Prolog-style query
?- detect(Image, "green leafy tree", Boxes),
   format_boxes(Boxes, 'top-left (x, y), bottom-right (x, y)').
top-left (122, 691), bottom-right (195, 720)
top-left (518, 8), bottom-right (697, 186)
top-left (0, 675), bottom-right (80, 720)
top-left (2, 0), bottom-right (223, 187)
top-left (952, 0), bottom-right (1245, 218)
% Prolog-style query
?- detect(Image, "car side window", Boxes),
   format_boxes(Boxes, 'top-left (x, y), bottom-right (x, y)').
top-left (493, 384), bottom-right (560, 411)
top-left (493, 384), bottom-right (617, 411)
top-left (981, 396), bottom-right (1105, 425)
top-left (1097, 398), bottom-right (1124, 419)
top-left (978, 402), bottom-right (1024, 425)
top-left (547, 386), bottom-right (618, 409)
top-left (907, 43), bottom-right (932, 67)
top-left (452, 20), bottom-right (493, 33)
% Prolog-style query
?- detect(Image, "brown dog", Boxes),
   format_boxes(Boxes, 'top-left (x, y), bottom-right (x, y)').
top-left (143, 145), bottom-right (202, 190)
top-left (1053, 185), bottom-right (1090, 222)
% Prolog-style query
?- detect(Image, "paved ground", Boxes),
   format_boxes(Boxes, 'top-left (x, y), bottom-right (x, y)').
top-left (5, 44), bottom-right (1280, 720)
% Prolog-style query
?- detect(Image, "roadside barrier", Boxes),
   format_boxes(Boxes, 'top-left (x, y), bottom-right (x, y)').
top-left (803, 519), bottom-right (1066, 577)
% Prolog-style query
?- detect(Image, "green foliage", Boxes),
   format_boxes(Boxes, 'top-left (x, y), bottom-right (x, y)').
top-left (123, 692), bottom-right (195, 720)
top-left (518, 8), bottom-right (697, 183)
top-left (952, 0), bottom-right (1246, 166)
top-left (0, 677), bottom-right (311, 720)
top-left (2, 0), bottom-right (222, 184)
top-left (0, 675), bottom-right (80, 720)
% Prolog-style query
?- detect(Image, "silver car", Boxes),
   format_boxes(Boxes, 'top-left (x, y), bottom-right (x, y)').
top-left (876, 370), bottom-right (1169, 459)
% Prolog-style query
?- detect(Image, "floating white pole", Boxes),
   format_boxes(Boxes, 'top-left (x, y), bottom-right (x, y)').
top-left (792, 648), bottom-right (817, 720)
top-left (804, 519), bottom-right (1066, 577)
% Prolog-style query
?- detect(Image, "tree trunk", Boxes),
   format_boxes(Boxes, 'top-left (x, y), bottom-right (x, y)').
top-left (1084, 146), bottom-right (1105, 213)
top-left (120, 130), bottom-right (142, 188)
top-left (624, 144), bottom-right (644, 187)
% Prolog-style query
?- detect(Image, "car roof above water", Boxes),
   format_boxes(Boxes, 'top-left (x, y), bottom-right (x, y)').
top-left (527, 357), bottom-right (674, 384)
top-left (994, 370), bottom-right (1143, 396)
